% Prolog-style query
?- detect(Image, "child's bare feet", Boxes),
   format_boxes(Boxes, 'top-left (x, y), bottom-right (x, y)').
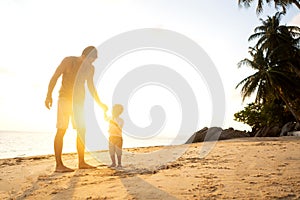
top-left (117, 165), bottom-right (122, 169)
top-left (55, 165), bottom-right (74, 173)
top-left (108, 163), bottom-right (116, 168)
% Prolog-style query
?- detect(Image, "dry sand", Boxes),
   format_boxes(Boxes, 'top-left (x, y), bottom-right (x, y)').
top-left (1, 136), bottom-right (300, 199)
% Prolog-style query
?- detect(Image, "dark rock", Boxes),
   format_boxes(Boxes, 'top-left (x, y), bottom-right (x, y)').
top-left (186, 127), bottom-right (250, 144)
top-left (186, 127), bottom-right (208, 143)
top-left (280, 122), bottom-right (296, 136)
top-left (287, 131), bottom-right (300, 136)
top-left (294, 122), bottom-right (300, 131)
top-left (220, 128), bottom-right (250, 140)
top-left (254, 126), bottom-right (281, 137)
top-left (205, 127), bottom-right (223, 141)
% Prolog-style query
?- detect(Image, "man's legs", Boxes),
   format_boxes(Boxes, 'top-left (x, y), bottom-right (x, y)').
top-left (55, 98), bottom-right (74, 172)
top-left (76, 128), bottom-right (96, 169)
top-left (54, 128), bottom-right (74, 172)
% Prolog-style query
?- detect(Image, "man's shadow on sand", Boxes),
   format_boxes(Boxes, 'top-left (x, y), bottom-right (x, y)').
top-left (14, 168), bottom-right (81, 200)
top-left (15, 167), bottom-right (177, 200)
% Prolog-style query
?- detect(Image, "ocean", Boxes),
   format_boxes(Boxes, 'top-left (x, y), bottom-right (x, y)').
top-left (0, 130), bottom-right (188, 159)
top-left (0, 131), bottom-right (76, 159)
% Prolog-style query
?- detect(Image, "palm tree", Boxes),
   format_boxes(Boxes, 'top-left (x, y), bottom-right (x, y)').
top-left (272, 25), bottom-right (300, 76)
top-left (248, 12), bottom-right (300, 51)
top-left (248, 12), bottom-right (300, 77)
top-left (236, 47), bottom-right (272, 103)
top-left (238, 0), bottom-right (300, 14)
top-left (248, 12), bottom-right (300, 75)
top-left (236, 47), bottom-right (300, 121)
top-left (236, 12), bottom-right (300, 125)
top-left (237, 12), bottom-right (300, 122)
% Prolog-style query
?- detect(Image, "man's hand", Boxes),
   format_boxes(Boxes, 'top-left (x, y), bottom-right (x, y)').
top-left (45, 97), bottom-right (52, 109)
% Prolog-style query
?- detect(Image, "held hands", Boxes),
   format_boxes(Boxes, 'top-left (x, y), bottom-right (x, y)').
top-left (104, 110), bottom-right (109, 121)
top-left (45, 97), bottom-right (52, 110)
top-left (101, 103), bottom-right (108, 113)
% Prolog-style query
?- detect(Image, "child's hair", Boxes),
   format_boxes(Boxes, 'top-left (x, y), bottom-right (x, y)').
top-left (112, 104), bottom-right (123, 117)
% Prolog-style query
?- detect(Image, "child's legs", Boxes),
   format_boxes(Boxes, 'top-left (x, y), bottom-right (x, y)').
top-left (109, 137), bottom-right (123, 165)
top-left (109, 139), bottom-right (116, 165)
top-left (116, 154), bottom-right (122, 166)
top-left (115, 138), bottom-right (123, 165)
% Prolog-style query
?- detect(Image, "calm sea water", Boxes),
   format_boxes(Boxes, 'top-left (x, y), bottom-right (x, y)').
top-left (0, 130), bottom-right (188, 159)
top-left (0, 131), bottom-right (76, 159)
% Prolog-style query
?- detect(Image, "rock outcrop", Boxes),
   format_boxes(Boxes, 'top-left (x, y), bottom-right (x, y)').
top-left (186, 127), bottom-right (250, 144)
top-left (253, 122), bottom-right (300, 137)
top-left (280, 122), bottom-right (296, 136)
top-left (187, 121), bottom-right (300, 144)
top-left (254, 125), bottom-right (281, 137)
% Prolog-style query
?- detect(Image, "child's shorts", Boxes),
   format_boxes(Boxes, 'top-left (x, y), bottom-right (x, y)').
top-left (109, 136), bottom-right (123, 156)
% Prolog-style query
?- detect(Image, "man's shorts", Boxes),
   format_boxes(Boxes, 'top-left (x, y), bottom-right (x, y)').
top-left (109, 136), bottom-right (123, 156)
top-left (56, 98), bottom-right (85, 129)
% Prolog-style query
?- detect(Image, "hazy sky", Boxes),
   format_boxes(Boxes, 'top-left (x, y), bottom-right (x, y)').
top-left (0, 0), bottom-right (299, 133)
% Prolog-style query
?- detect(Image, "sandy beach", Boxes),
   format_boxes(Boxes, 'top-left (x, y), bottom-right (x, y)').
top-left (1, 136), bottom-right (300, 200)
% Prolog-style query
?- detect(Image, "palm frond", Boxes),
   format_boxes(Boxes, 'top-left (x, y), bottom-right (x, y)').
top-left (238, 0), bottom-right (254, 7)
top-left (254, 25), bottom-right (267, 33)
top-left (248, 32), bottom-right (265, 42)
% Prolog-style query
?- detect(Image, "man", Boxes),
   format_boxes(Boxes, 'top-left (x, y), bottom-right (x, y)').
top-left (45, 46), bottom-right (107, 172)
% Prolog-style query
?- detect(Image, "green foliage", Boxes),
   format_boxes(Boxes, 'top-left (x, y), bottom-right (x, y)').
top-left (234, 103), bottom-right (262, 132)
top-left (234, 100), bottom-right (294, 132)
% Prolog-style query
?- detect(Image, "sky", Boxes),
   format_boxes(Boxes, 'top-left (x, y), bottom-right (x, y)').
top-left (0, 0), bottom-right (299, 135)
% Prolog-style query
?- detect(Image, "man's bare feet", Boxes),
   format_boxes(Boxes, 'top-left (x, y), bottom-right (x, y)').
top-left (55, 166), bottom-right (74, 173)
top-left (79, 162), bottom-right (96, 169)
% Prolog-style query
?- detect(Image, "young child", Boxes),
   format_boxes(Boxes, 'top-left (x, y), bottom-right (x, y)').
top-left (104, 104), bottom-right (124, 168)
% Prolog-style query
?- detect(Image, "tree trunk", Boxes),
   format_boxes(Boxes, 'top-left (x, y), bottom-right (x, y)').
top-left (278, 90), bottom-right (300, 122)
top-left (292, 0), bottom-right (300, 10)
top-left (294, 67), bottom-right (300, 78)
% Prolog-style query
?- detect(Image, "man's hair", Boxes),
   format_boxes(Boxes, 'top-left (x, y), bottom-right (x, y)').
top-left (82, 46), bottom-right (97, 58)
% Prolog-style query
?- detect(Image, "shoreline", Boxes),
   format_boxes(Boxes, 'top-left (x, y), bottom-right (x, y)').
top-left (1, 136), bottom-right (299, 161)
top-left (1, 136), bottom-right (300, 199)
